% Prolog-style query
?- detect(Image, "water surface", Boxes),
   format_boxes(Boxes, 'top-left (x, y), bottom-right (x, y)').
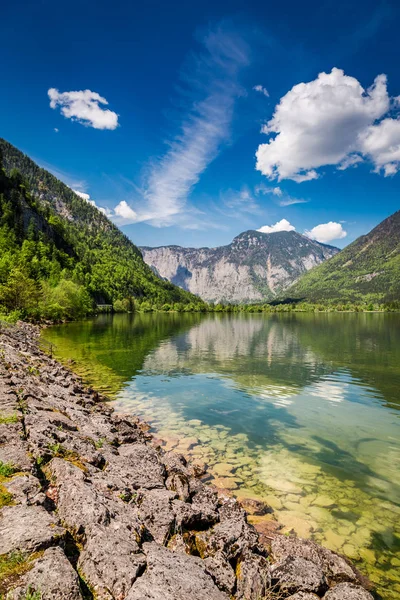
top-left (43, 313), bottom-right (400, 598)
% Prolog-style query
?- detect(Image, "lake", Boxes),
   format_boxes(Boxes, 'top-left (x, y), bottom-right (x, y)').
top-left (42, 312), bottom-right (400, 599)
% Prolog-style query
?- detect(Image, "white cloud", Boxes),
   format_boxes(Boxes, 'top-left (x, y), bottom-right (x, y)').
top-left (305, 221), bottom-right (347, 243)
top-left (278, 197), bottom-right (308, 207)
top-left (255, 184), bottom-right (282, 196)
top-left (73, 190), bottom-right (90, 201)
top-left (255, 67), bottom-right (400, 182)
top-left (72, 189), bottom-right (111, 216)
top-left (109, 27), bottom-right (249, 228)
top-left (253, 84), bottom-right (269, 97)
top-left (48, 88), bottom-right (119, 130)
top-left (254, 183), bottom-right (307, 206)
top-left (114, 200), bottom-right (138, 221)
top-left (221, 186), bottom-right (261, 214)
top-left (257, 219), bottom-right (295, 234)
top-left (54, 128), bottom-right (59, 133)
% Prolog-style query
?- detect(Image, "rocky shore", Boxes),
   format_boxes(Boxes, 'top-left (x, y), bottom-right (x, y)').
top-left (0, 322), bottom-right (375, 600)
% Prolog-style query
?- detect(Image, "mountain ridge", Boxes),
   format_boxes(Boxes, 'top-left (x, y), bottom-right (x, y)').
top-left (141, 230), bottom-right (339, 303)
top-left (286, 210), bottom-right (400, 302)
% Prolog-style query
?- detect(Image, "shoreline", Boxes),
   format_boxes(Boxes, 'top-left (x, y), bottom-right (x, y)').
top-left (0, 321), bottom-right (375, 599)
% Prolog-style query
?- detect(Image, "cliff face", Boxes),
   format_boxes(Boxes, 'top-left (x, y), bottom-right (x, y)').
top-left (141, 230), bottom-right (339, 303)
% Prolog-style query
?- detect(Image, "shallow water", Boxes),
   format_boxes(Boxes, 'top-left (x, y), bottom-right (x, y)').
top-left (42, 312), bottom-right (400, 598)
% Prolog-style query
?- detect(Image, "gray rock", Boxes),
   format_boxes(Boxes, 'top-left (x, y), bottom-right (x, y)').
top-left (137, 488), bottom-right (177, 544)
top-left (235, 551), bottom-right (271, 600)
top-left (46, 458), bottom-right (111, 537)
top-left (195, 512), bottom-right (259, 560)
top-left (106, 443), bottom-right (165, 490)
top-left (271, 535), bottom-right (358, 584)
top-left (287, 594), bottom-right (321, 600)
top-left (0, 423), bottom-right (32, 471)
top-left (323, 583), bottom-right (374, 600)
top-left (126, 543), bottom-right (230, 600)
top-left (11, 546), bottom-right (83, 599)
top-left (5, 474), bottom-right (44, 505)
top-left (0, 504), bottom-right (65, 554)
top-left (204, 552), bottom-right (236, 594)
top-left (271, 556), bottom-right (328, 595)
top-left (78, 525), bottom-right (146, 599)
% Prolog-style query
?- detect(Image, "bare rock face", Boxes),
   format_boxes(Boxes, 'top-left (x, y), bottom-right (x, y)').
top-left (12, 547), bottom-right (83, 600)
top-left (204, 552), bottom-right (236, 594)
top-left (140, 230), bottom-right (339, 303)
top-left (126, 543), bottom-right (230, 600)
top-left (235, 551), bottom-right (271, 600)
top-left (271, 556), bottom-right (328, 595)
top-left (0, 504), bottom-right (65, 555)
top-left (323, 583), bottom-right (374, 600)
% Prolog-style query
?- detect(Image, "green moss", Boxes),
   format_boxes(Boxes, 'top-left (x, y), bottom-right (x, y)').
top-left (0, 551), bottom-right (43, 596)
top-left (0, 483), bottom-right (13, 508)
top-left (0, 461), bottom-right (16, 478)
top-left (0, 413), bottom-right (18, 425)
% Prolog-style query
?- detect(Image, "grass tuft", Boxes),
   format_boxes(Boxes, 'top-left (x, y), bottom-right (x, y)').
top-left (0, 461), bottom-right (16, 479)
top-left (0, 413), bottom-right (18, 425)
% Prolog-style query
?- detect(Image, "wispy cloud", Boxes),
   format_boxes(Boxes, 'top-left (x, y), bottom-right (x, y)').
top-left (108, 25), bottom-right (250, 228)
top-left (254, 183), bottom-right (308, 207)
top-left (253, 84), bottom-right (269, 97)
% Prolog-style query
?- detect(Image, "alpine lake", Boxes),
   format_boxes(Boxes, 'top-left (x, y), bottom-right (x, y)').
top-left (42, 312), bottom-right (400, 599)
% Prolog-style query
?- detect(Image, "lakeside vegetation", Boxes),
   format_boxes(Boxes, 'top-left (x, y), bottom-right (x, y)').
top-left (0, 139), bottom-right (206, 323)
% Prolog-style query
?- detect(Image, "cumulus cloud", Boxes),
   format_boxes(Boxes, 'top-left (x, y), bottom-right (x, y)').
top-left (72, 189), bottom-right (111, 216)
top-left (305, 221), bottom-right (347, 243)
top-left (253, 84), bottom-right (269, 97)
top-left (257, 219), bottom-right (295, 234)
top-left (114, 200), bottom-right (138, 221)
top-left (255, 67), bottom-right (400, 181)
top-left (48, 88), bottom-right (119, 130)
top-left (255, 184), bottom-right (282, 196)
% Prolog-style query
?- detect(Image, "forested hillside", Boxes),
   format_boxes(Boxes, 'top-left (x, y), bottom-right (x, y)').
top-left (0, 138), bottom-right (205, 320)
top-left (287, 210), bottom-right (400, 302)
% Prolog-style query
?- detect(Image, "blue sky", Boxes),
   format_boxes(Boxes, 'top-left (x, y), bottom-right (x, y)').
top-left (1, 0), bottom-right (400, 249)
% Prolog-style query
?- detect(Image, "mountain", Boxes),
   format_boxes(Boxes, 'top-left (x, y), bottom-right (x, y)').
top-left (287, 210), bottom-right (400, 302)
top-left (0, 138), bottom-right (204, 319)
top-left (141, 230), bottom-right (339, 303)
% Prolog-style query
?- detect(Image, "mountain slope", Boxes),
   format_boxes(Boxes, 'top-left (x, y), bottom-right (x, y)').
top-left (286, 211), bottom-right (400, 302)
top-left (141, 230), bottom-right (338, 303)
top-left (0, 138), bottom-right (204, 317)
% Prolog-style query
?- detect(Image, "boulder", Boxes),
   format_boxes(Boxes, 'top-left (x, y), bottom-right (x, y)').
top-left (0, 504), bottom-right (64, 554)
top-left (235, 551), bottom-right (271, 599)
top-left (126, 543), bottom-right (230, 600)
top-left (323, 583), bottom-right (374, 600)
top-left (78, 525), bottom-right (146, 599)
top-left (204, 551), bottom-right (236, 594)
top-left (271, 535), bottom-right (358, 584)
top-left (271, 556), bottom-right (328, 595)
top-left (105, 443), bottom-right (165, 490)
top-left (137, 488), bottom-right (177, 544)
top-left (11, 546), bottom-right (83, 599)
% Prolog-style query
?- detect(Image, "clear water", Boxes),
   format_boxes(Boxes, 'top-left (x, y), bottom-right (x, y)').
top-left (42, 313), bottom-right (400, 598)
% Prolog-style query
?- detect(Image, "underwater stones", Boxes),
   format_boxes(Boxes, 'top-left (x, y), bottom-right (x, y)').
top-left (213, 462), bottom-right (236, 478)
top-left (271, 556), bottom-right (327, 595)
top-left (323, 583), bottom-right (374, 600)
top-left (238, 497), bottom-right (272, 516)
top-left (212, 477), bottom-right (240, 490)
top-left (313, 495), bottom-right (336, 508)
top-left (324, 530), bottom-right (345, 552)
top-left (0, 504), bottom-right (65, 555)
top-left (11, 546), bottom-right (83, 600)
top-left (279, 511), bottom-right (313, 538)
top-left (126, 543), bottom-right (230, 600)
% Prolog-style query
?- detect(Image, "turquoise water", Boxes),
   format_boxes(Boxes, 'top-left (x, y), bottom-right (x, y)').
top-left (43, 312), bottom-right (400, 598)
